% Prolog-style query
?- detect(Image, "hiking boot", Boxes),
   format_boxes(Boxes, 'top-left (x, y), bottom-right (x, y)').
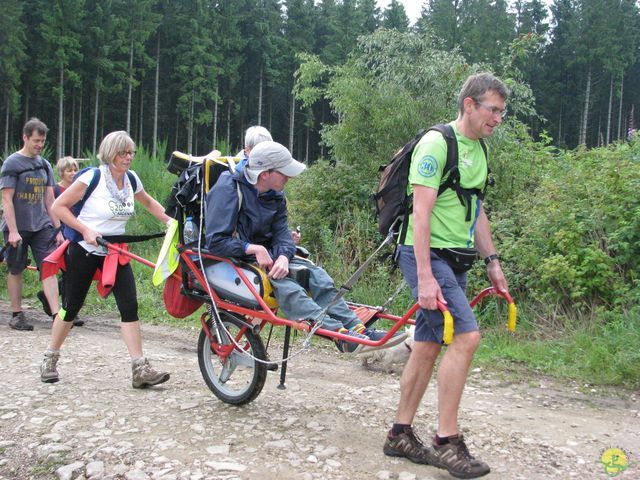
top-left (360, 328), bottom-right (408, 353)
top-left (40, 351), bottom-right (60, 383)
top-left (9, 312), bottom-right (34, 331)
top-left (430, 434), bottom-right (490, 479)
top-left (37, 290), bottom-right (53, 317)
top-left (335, 329), bottom-right (369, 354)
top-left (383, 426), bottom-right (435, 465)
top-left (131, 358), bottom-right (170, 389)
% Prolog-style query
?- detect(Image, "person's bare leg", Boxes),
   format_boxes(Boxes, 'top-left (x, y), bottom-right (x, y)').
top-left (394, 341), bottom-right (441, 424)
top-left (48, 314), bottom-right (73, 350)
top-left (8, 273), bottom-right (23, 312)
top-left (41, 275), bottom-right (59, 314)
top-left (120, 321), bottom-right (143, 358)
top-left (436, 330), bottom-right (481, 437)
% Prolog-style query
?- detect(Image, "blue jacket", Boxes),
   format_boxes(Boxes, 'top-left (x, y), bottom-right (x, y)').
top-left (204, 170), bottom-right (296, 262)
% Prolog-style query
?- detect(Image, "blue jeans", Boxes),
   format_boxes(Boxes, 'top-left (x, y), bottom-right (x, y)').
top-left (396, 244), bottom-right (478, 343)
top-left (270, 257), bottom-right (361, 332)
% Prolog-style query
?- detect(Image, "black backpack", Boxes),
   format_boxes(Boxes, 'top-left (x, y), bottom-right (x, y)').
top-left (372, 123), bottom-right (488, 244)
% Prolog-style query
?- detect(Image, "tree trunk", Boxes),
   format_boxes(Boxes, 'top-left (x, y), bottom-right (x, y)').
top-left (77, 91), bottom-right (82, 156)
top-left (138, 86), bottom-right (144, 146)
top-left (93, 83), bottom-right (99, 155)
top-left (213, 84), bottom-right (218, 149)
top-left (187, 89), bottom-right (194, 154)
top-left (24, 89), bottom-right (29, 122)
top-left (153, 35), bottom-right (160, 159)
top-left (194, 124), bottom-right (198, 154)
top-left (100, 98), bottom-right (105, 140)
top-left (226, 100), bottom-right (231, 149)
top-left (258, 67), bottom-right (263, 125)
top-left (70, 91), bottom-right (76, 157)
top-left (321, 102), bottom-right (325, 158)
top-left (606, 75), bottom-right (613, 145)
top-left (580, 68), bottom-right (591, 146)
top-left (4, 95), bottom-right (9, 155)
top-left (174, 111), bottom-right (179, 153)
top-left (305, 126), bottom-right (309, 163)
top-left (617, 73), bottom-right (624, 141)
top-left (289, 91), bottom-right (295, 153)
top-left (126, 37), bottom-right (134, 133)
top-left (57, 65), bottom-right (64, 161)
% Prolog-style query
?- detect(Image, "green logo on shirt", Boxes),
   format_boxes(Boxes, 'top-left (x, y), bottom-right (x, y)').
top-left (418, 155), bottom-right (438, 178)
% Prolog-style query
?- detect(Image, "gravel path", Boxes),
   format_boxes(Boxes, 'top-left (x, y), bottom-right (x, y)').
top-left (1, 304), bottom-right (638, 480)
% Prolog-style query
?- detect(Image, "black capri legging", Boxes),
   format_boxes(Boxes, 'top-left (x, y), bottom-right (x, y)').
top-left (62, 242), bottom-right (139, 323)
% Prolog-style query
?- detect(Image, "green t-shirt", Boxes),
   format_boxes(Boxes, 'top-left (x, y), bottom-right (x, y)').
top-left (403, 122), bottom-right (487, 248)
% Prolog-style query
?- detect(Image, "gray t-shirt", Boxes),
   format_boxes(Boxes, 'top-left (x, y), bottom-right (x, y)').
top-left (0, 152), bottom-right (55, 232)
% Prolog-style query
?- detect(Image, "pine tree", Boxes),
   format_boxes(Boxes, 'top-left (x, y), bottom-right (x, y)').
top-left (165, 0), bottom-right (220, 154)
top-left (36, 0), bottom-right (84, 160)
top-left (0, 0), bottom-right (27, 154)
top-left (382, 0), bottom-right (409, 31)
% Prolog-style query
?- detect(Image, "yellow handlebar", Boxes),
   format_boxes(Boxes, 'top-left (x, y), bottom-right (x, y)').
top-left (507, 302), bottom-right (517, 332)
top-left (443, 311), bottom-right (454, 345)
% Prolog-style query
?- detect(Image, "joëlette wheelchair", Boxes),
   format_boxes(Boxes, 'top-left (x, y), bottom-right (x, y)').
top-left (103, 151), bottom-right (517, 406)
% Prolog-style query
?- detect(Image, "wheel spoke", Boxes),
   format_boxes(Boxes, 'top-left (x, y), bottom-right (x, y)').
top-left (197, 312), bottom-right (268, 405)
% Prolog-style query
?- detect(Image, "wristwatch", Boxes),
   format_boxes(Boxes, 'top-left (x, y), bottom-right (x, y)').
top-left (484, 254), bottom-right (500, 265)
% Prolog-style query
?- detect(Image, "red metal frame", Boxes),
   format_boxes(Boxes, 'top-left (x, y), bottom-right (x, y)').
top-left (101, 241), bottom-right (515, 350)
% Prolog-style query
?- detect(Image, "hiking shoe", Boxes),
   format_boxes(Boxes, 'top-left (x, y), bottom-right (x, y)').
top-left (40, 351), bottom-right (60, 383)
top-left (360, 328), bottom-right (409, 353)
top-left (37, 290), bottom-right (53, 317)
top-left (335, 329), bottom-right (369, 354)
top-left (131, 358), bottom-right (170, 389)
top-left (9, 312), bottom-right (34, 331)
top-left (430, 434), bottom-right (490, 479)
top-left (383, 426), bottom-right (435, 465)
top-left (72, 317), bottom-right (85, 327)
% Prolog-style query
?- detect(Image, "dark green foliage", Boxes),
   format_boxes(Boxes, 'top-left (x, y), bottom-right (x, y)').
top-left (0, 0), bottom-right (27, 128)
top-left (491, 140), bottom-right (640, 317)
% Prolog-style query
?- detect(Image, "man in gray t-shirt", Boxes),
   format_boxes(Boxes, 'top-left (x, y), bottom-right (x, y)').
top-left (1, 118), bottom-right (63, 331)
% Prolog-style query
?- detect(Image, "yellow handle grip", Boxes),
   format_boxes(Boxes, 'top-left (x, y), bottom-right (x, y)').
top-left (507, 302), bottom-right (517, 332)
top-left (443, 311), bottom-right (454, 345)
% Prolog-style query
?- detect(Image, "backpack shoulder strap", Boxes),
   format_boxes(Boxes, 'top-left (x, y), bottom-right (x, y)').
top-left (126, 170), bottom-right (138, 192)
top-left (72, 167), bottom-right (101, 215)
top-left (64, 167), bottom-right (101, 242)
top-left (479, 138), bottom-right (487, 160)
top-left (428, 123), bottom-right (458, 196)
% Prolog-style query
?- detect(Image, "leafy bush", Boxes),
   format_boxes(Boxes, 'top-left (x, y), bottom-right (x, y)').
top-left (492, 141), bottom-right (640, 320)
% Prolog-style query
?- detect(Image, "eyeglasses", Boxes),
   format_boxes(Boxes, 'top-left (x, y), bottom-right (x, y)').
top-left (117, 150), bottom-right (136, 158)
top-left (475, 101), bottom-right (507, 119)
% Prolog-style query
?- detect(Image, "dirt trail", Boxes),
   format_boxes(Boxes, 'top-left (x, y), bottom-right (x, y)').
top-left (0, 304), bottom-right (638, 479)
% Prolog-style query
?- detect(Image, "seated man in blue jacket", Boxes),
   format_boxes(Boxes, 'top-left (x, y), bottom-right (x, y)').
top-left (204, 141), bottom-right (406, 353)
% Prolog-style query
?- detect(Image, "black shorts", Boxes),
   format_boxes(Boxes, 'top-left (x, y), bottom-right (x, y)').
top-left (3, 226), bottom-right (57, 275)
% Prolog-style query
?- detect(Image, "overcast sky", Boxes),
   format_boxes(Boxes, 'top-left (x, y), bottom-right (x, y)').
top-left (377, 0), bottom-right (423, 25)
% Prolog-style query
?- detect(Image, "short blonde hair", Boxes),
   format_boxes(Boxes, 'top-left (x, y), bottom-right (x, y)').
top-left (56, 156), bottom-right (79, 177)
top-left (98, 131), bottom-right (135, 165)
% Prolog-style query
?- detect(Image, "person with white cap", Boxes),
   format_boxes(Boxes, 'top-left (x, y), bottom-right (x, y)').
top-left (205, 141), bottom-right (406, 353)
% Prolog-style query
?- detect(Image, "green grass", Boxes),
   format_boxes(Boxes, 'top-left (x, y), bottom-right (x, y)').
top-left (474, 313), bottom-right (640, 389)
top-left (30, 453), bottom-right (68, 477)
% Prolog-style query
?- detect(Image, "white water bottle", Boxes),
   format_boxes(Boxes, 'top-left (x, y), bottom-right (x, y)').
top-left (183, 217), bottom-right (199, 244)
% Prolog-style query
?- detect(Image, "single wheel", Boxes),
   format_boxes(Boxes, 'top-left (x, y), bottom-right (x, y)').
top-left (197, 310), bottom-right (267, 405)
